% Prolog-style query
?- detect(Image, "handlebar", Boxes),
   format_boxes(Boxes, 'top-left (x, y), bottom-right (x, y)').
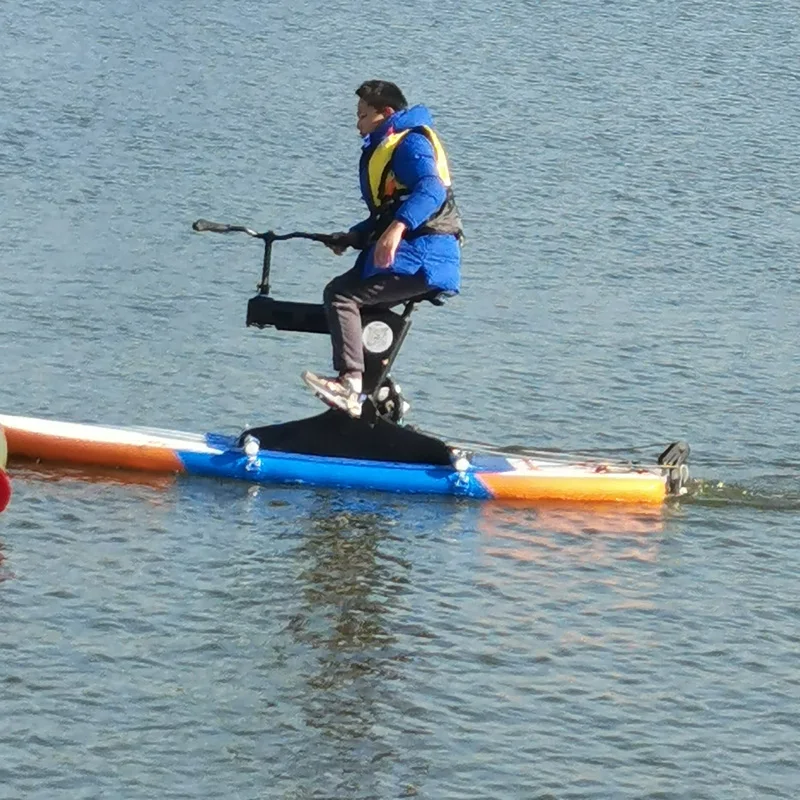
top-left (192, 218), bottom-right (336, 246)
top-left (192, 218), bottom-right (345, 297)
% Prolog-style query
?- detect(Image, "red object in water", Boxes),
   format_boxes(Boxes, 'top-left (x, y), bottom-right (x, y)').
top-left (0, 470), bottom-right (10, 513)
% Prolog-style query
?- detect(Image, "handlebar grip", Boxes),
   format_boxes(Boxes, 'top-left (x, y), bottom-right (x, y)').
top-left (192, 219), bottom-right (230, 233)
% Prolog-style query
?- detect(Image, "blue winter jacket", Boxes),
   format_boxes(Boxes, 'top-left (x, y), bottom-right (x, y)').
top-left (348, 105), bottom-right (461, 294)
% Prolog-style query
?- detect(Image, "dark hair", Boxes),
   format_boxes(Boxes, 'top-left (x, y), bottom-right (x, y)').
top-left (355, 80), bottom-right (408, 112)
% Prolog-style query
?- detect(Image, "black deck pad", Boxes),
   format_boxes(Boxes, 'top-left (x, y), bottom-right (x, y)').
top-left (236, 410), bottom-right (453, 466)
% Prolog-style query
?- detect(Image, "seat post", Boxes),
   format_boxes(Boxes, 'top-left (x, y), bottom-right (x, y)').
top-left (400, 299), bottom-right (419, 320)
top-left (358, 302), bottom-right (418, 399)
top-left (372, 304), bottom-right (417, 388)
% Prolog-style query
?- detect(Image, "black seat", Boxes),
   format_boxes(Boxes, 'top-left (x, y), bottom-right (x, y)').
top-left (410, 289), bottom-right (454, 307)
top-left (372, 289), bottom-right (454, 312)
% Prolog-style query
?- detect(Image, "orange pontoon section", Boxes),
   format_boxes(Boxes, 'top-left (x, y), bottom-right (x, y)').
top-left (478, 470), bottom-right (666, 505)
top-left (0, 415), bottom-right (207, 474)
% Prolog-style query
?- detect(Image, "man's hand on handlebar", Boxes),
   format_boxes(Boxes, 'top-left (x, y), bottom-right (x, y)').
top-left (325, 231), bottom-right (358, 255)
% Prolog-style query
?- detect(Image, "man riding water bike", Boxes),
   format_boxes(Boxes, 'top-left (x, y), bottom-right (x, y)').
top-left (302, 80), bottom-right (463, 418)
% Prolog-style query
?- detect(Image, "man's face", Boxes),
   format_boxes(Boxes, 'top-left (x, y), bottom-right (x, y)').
top-left (356, 98), bottom-right (391, 137)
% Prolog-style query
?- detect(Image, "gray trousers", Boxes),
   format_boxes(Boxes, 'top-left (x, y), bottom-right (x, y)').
top-left (323, 265), bottom-right (430, 374)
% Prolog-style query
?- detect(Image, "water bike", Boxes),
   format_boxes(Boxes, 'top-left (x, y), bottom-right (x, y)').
top-left (0, 219), bottom-right (690, 504)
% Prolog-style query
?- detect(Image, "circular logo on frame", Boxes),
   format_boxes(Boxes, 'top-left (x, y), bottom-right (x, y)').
top-left (362, 321), bottom-right (394, 353)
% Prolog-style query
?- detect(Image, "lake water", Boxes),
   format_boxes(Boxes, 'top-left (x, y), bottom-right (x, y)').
top-left (2, 0), bottom-right (799, 797)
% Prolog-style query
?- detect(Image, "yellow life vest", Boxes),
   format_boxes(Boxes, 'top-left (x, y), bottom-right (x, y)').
top-left (366, 125), bottom-right (453, 211)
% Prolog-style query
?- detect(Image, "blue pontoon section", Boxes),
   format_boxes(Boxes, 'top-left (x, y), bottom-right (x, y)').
top-left (177, 447), bottom-right (493, 499)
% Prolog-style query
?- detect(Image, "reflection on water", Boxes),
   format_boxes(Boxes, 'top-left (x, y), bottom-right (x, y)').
top-left (482, 499), bottom-right (668, 536)
top-left (286, 495), bottom-right (423, 791)
top-left (472, 501), bottom-right (675, 670)
top-left (293, 499), bottom-right (402, 725)
top-left (0, 537), bottom-right (12, 582)
top-left (9, 462), bottom-right (177, 493)
top-left (478, 500), bottom-right (669, 565)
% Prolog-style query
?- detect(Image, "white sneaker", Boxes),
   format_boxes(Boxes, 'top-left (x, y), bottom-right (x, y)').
top-left (301, 371), bottom-right (363, 418)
